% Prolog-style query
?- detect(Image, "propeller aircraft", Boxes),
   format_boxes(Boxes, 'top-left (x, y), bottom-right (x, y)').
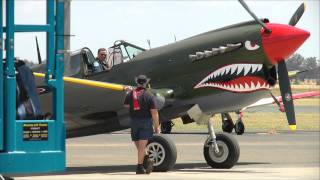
top-left (26, 0), bottom-right (313, 171)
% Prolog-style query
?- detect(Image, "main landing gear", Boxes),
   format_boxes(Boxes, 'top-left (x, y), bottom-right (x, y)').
top-left (221, 112), bottom-right (245, 135)
top-left (146, 105), bottom-right (240, 171)
top-left (204, 118), bottom-right (240, 168)
top-left (146, 118), bottom-right (240, 171)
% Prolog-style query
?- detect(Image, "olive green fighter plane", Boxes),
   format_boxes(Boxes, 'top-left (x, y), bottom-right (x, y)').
top-left (32, 1), bottom-right (310, 171)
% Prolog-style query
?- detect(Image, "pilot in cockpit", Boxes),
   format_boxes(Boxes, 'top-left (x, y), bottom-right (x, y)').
top-left (93, 48), bottom-right (111, 72)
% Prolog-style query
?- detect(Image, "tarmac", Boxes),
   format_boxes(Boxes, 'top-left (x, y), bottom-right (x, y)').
top-left (10, 131), bottom-right (320, 180)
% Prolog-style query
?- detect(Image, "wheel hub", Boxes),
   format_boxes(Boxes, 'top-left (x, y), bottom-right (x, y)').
top-left (214, 146), bottom-right (225, 157)
top-left (208, 141), bottom-right (229, 163)
top-left (147, 142), bottom-right (166, 166)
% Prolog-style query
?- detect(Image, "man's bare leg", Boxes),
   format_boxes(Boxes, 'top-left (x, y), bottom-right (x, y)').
top-left (134, 141), bottom-right (139, 149)
top-left (138, 140), bottom-right (148, 164)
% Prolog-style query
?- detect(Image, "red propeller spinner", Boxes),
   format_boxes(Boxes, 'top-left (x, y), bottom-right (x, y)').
top-left (261, 23), bottom-right (310, 65)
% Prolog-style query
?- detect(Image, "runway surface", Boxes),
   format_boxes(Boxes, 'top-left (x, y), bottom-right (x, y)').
top-left (13, 131), bottom-right (320, 180)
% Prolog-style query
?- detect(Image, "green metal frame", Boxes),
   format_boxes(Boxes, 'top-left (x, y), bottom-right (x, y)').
top-left (0, 0), bottom-right (65, 174)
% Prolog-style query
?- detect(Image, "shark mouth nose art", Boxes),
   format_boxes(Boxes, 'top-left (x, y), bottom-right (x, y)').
top-left (194, 63), bottom-right (270, 92)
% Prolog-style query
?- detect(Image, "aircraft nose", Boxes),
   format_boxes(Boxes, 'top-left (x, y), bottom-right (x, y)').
top-left (261, 23), bottom-right (310, 65)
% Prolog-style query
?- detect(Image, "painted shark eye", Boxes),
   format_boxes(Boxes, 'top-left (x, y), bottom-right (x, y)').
top-left (245, 40), bottom-right (260, 51)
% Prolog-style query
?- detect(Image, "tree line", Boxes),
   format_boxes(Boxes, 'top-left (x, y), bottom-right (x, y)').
top-left (286, 53), bottom-right (320, 83)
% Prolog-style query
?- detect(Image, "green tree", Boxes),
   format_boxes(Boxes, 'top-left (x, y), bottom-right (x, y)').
top-left (301, 57), bottom-right (319, 80)
top-left (286, 53), bottom-right (304, 71)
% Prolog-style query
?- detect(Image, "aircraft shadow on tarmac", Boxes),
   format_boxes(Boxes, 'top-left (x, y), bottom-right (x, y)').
top-left (12, 162), bottom-right (270, 177)
top-left (173, 162), bottom-right (270, 173)
top-left (66, 162), bottom-right (270, 175)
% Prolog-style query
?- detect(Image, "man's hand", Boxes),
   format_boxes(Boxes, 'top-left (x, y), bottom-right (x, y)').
top-left (124, 85), bottom-right (133, 92)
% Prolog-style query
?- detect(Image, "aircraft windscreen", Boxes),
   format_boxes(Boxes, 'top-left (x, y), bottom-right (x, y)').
top-left (124, 45), bottom-right (144, 61)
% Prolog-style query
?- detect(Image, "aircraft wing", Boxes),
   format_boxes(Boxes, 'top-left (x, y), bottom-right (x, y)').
top-left (242, 91), bottom-right (320, 111)
top-left (288, 70), bottom-right (308, 78)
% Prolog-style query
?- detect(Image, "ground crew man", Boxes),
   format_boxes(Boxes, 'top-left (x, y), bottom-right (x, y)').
top-left (124, 75), bottom-right (160, 174)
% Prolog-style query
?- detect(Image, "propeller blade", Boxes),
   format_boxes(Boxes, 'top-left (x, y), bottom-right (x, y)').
top-left (277, 61), bottom-right (296, 130)
top-left (238, 0), bottom-right (272, 33)
top-left (35, 36), bottom-right (42, 64)
top-left (289, 3), bottom-right (305, 26)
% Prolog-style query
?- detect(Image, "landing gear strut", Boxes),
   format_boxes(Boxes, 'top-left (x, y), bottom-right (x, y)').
top-left (203, 118), bottom-right (240, 168)
top-left (234, 111), bottom-right (245, 135)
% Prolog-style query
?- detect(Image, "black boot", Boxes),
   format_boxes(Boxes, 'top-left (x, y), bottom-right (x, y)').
top-left (143, 155), bottom-right (154, 174)
top-left (136, 164), bottom-right (146, 174)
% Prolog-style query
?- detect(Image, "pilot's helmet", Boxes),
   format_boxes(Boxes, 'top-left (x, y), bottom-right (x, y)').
top-left (135, 75), bottom-right (150, 88)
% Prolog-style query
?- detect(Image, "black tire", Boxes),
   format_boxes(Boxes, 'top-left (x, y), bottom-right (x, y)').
top-left (161, 121), bottom-right (173, 134)
top-left (235, 121), bottom-right (245, 135)
top-left (222, 120), bottom-right (234, 133)
top-left (203, 133), bottom-right (240, 169)
top-left (147, 134), bottom-right (177, 172)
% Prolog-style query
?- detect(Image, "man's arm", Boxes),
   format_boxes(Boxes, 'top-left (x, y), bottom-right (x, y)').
top-left (102, 60), bottom-right (111, 70)
top-left (123, 90), bottom-right (132, 108)
top-left (150, 109), bottom-right (160, 134)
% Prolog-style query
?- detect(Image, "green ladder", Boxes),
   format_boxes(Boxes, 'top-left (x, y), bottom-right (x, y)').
top-left (0, 0), bottom-right (66, 174)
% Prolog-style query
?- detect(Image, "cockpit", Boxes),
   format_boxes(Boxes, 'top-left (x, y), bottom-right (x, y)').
top-left (68, 40), bottom-right (146, 77)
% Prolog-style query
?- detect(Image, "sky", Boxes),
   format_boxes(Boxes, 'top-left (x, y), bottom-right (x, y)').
top-left (8, 0), bottom-right (320, 63)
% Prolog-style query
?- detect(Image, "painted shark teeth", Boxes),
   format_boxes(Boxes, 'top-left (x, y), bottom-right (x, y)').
top-left (194, 63), bottom-right (269, 92)
top-left (195, 81), bottom-right (270, 92)
top-left (206, 64), bottom-right (263, 78)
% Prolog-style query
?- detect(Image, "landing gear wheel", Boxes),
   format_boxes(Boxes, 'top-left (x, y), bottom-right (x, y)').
top-left (203, 133), bottom-right (240, 169)
top-left (221, 113), bottom-right (234, 133)
top-left (234, 121), bottom-right (245, 135)
top-left (161, 121), bottom-right (174, 134)
top-left (222, 119), bottom-right (234, 133)
top-left (147, 134), bottom-right (177, 172)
